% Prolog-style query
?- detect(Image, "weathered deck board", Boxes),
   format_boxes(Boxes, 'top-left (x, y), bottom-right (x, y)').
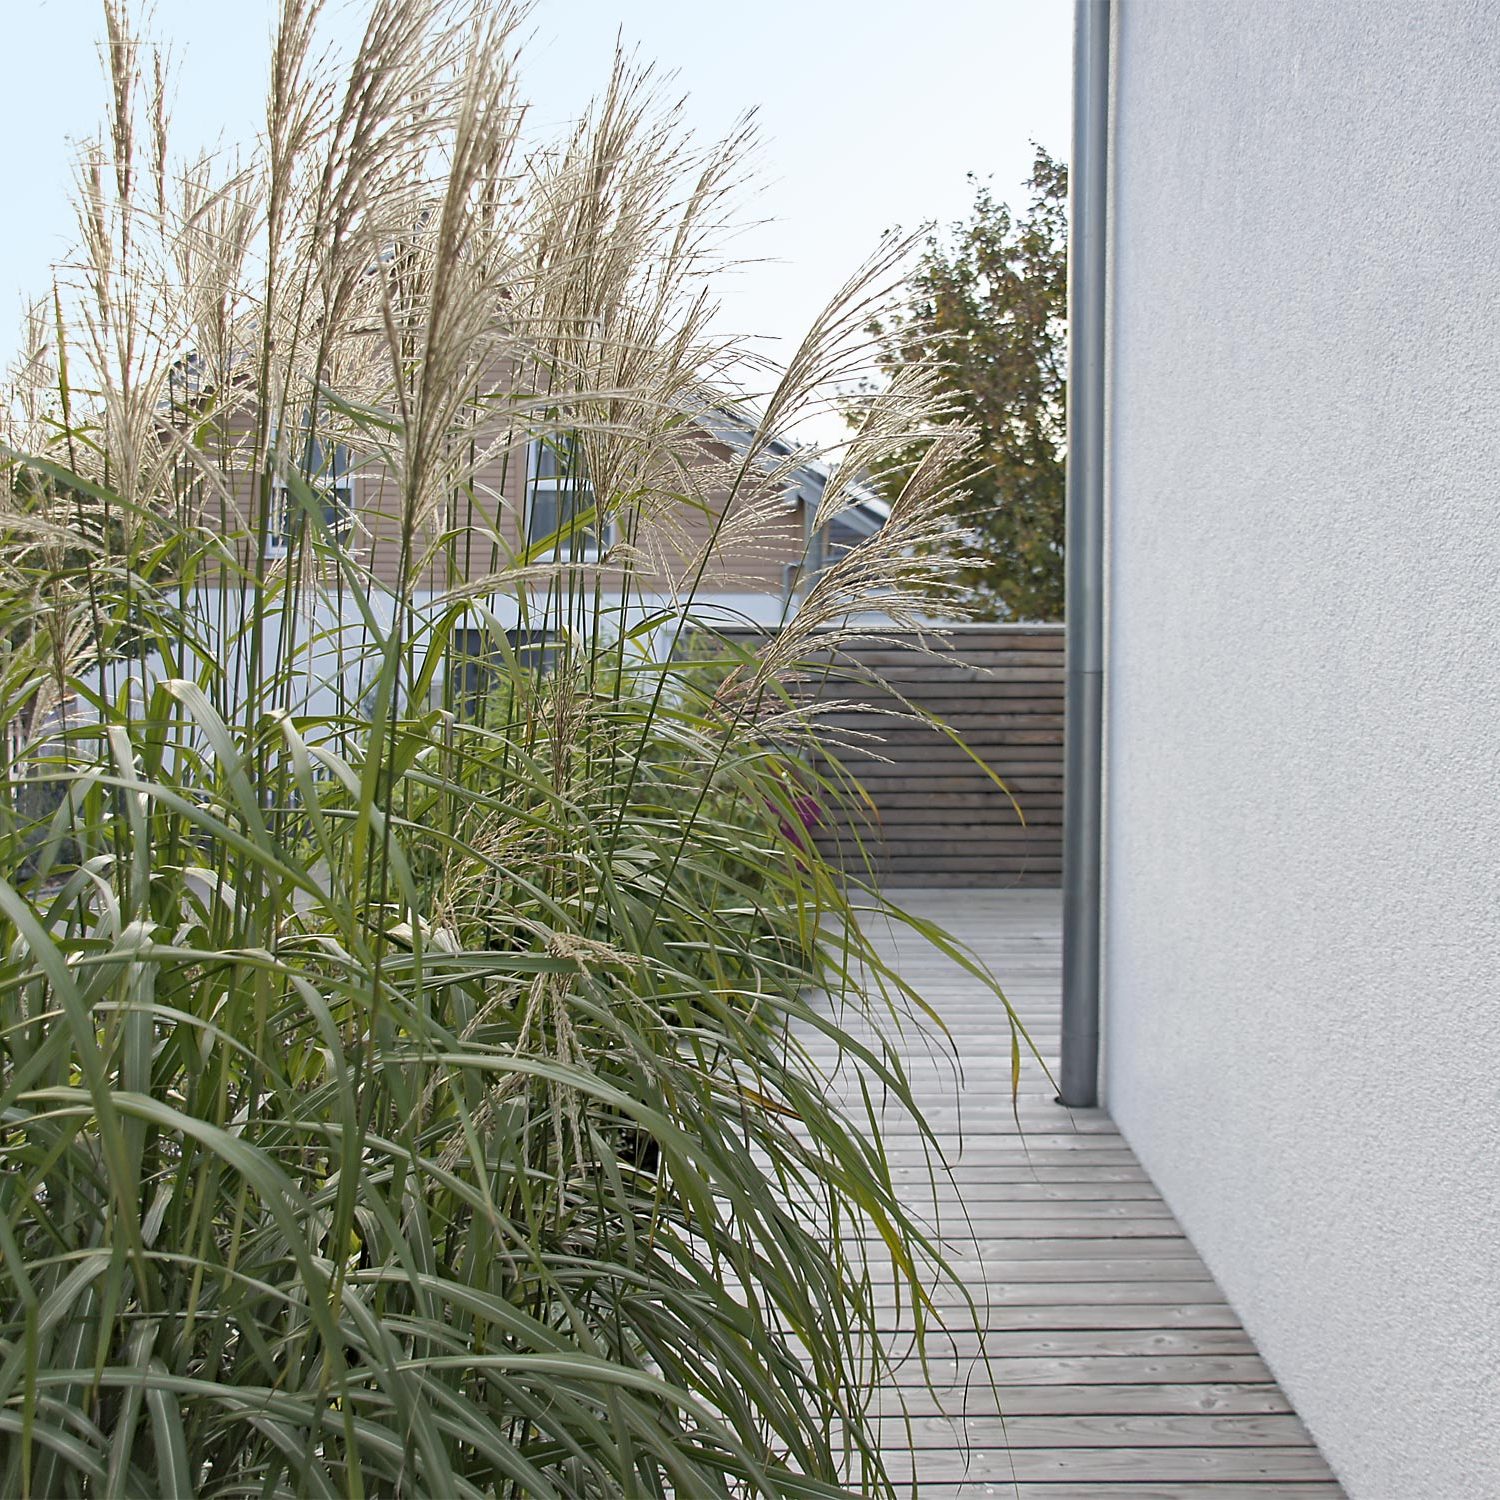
top-left (821, 889), bottom-right (1344, 1497)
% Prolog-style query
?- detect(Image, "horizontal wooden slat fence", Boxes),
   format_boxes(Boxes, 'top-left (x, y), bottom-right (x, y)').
top-left (725, 623), bottom-right (1065, 888)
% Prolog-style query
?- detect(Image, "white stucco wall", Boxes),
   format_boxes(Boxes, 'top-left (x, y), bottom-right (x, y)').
top-left (1102, 3), bottom-right (1500, 1495)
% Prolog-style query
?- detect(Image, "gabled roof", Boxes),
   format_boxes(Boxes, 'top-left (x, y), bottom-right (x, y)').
top-left (694, 400), bottom-right (889, 539)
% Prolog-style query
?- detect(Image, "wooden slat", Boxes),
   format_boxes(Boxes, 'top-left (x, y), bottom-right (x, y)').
top-left (1000, 1488), bottom-right (1344, 1500)
top-left (897, 1306), bottom-right (1247, 1333)
top-left (867, 1279), bottom-right (1222, 1309)
top-left (872, 1384), bottom-right (1298, 1419)
top-left (887, 1356), bottom-right (1277, 1388)
top-left (892, 1412), bottom-right (1328, 1447)
top-left (904, 1488), bottom-right (1345, 1500)
top-left (878, 1330), bottom-right (1260, 1359)
top-left (877, 1447), bottom-right (1336, 1481)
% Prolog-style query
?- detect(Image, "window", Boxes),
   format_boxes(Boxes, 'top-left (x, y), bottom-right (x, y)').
top-left (449, 627), bottom-right (556, 720)
top-left (783, 507), bottom-right (880, 603)
top-left (823, 510), bottom-right (878, 563)
top-left (525, 434), bottom-right (614, 561)
top-left (268, 433), bottom-right (354, 554)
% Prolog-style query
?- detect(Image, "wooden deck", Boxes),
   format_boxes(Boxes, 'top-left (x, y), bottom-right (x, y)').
top-left (817, 888), bottom-right (1344, 1499)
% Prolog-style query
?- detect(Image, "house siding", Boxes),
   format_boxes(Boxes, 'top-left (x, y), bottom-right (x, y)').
top-left (192, 414), bottom-right (814, 604)
top-left (1102, 3), bottom-right (1500, 1497)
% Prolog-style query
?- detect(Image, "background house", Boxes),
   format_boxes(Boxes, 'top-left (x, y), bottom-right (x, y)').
top-left (152, 375), bottom-right (889, 719)
top-left (1096, 3), bottom-right (1500, 1495)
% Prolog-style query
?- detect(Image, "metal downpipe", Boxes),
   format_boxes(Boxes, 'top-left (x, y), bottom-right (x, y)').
top-left (1059, 0), bottom-right (1110, 1108)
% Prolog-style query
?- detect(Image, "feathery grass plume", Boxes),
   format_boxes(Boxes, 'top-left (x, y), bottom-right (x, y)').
top-left (0, 1), bottom-right (1029, 1494)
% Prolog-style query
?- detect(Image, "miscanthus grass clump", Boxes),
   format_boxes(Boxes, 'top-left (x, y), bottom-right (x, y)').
top-left (0, 2), bottom-right (1019, 1494)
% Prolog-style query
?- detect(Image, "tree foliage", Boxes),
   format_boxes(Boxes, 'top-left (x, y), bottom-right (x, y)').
top-left (869, 148), bottom-right (1067, 620)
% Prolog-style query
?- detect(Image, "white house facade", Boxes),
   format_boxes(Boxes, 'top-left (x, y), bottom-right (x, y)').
top-left (1094, 3), bottom-right (1500, 1495)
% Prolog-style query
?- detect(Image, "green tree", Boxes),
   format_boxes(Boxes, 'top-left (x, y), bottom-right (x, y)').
top-left (872, 148), bottom-right (1067, 619)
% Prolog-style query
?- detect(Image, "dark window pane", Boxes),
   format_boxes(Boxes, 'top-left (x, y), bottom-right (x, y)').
top-left (528, 484), bottom-right (605, 554)
top-left (532, 435), bottom-right (584, 482)
top-left (528, 488), bottom-right (562, 541)
top-left (449, 626), bottom-right (555, 720)
top-left (293, 435), bottom-right (351, 479)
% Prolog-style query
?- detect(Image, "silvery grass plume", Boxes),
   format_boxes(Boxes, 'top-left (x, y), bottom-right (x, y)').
top-left (0, 1), bottom-right (1027, 1496)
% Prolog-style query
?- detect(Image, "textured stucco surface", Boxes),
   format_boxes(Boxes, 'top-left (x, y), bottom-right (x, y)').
top-left (1102, 3), bottom-right (1500, 1495)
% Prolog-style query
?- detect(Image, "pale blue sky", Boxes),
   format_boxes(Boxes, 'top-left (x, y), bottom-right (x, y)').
top-left (1, 0), bottom-right (1071, 381)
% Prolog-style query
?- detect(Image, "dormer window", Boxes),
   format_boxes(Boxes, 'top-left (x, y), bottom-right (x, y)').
top-left (268, 431), bottom-right (355, 555)
top-left (525, 434), bottom-right (614, 562)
